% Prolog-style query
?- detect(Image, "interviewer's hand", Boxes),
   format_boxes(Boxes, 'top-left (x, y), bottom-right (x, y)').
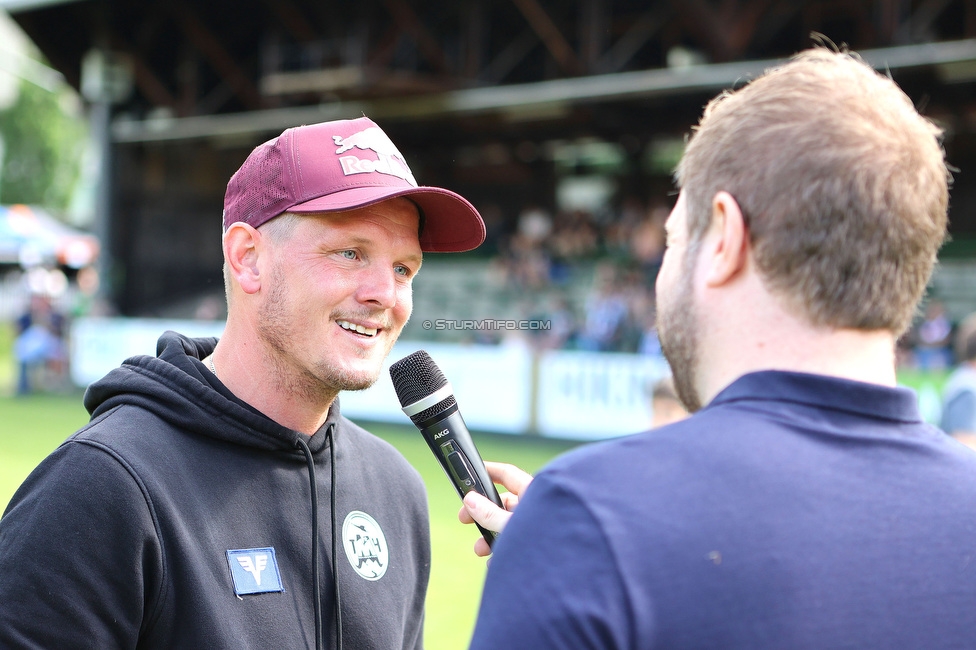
top-left (458, 461), bottom-right (533, 557)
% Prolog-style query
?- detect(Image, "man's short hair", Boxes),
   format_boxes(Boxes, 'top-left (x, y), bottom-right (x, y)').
top-left (676, 47), bottom-right (950, 335)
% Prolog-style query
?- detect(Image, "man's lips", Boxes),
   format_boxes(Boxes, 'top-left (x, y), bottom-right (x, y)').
top-left (336, 319), bottom-right (380, 337)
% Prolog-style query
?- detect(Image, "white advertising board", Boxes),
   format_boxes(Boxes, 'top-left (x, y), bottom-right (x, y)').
top-left (339, 341), bottom-right (533, 434)
top-left (69, 317), bottom-right (668, 440)
top-left (70, 317), bottom-right (225, 387)
top-left (535, 350), bottom-right (670, 440)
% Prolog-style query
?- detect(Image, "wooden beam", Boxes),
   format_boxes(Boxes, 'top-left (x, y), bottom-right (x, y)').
top-left (484, 30), bottom-right (539, 83)
top-left (895, 0), bottom-right (956, 43)
top-left (463, 0), bottom-right (487, 80)
top-left (119, 47), bottom-right (179, 111)
top-left (368, 23), bottom-right (401, 68)
top-left (596, 6), bottom-right (672, 73)
top-left (746, 0), bottom-right (807, 54)
top-left (579, 0), bottom-right (606, 73)
top-left (724, 0), bottom-right (777, 56)
top-left (109, 19), bottom-right (179, 113)
top-left (668, 0), bottom-right (775, 62)
top-left (668, 0), bottom-right (736, 61)
top-left (171, 1), bottom-right (265, 110)
top-left (177, 43), bottom-right (200, 116)
top-left (510, 0), bottom-right (583, 75)
top-left (258, 0), bottom-right (318, 43)
top-left (383, 0), bottom-right (451, 74)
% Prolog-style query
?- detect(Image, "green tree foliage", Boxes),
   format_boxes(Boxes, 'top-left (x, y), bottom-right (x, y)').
top-left (0, 78), bottom-right (88, 210)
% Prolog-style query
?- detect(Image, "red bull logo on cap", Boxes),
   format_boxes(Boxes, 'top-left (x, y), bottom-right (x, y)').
top-left (333, 127), bottom-right (417, 186)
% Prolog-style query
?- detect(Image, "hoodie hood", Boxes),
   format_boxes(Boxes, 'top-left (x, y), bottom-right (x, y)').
top-left (83, 330), bottom-right (339, 454)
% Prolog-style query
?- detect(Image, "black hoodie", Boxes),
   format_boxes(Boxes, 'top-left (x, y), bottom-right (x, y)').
top-left (0, 331), bottom-right (430, 649)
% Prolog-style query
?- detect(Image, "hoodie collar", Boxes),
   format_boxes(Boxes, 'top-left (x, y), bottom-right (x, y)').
top-left (84, 330), bottom-right (340, 454)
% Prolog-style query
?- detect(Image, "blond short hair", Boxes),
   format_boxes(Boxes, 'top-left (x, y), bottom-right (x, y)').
top-left (676, 48), bottom-right (950, 335)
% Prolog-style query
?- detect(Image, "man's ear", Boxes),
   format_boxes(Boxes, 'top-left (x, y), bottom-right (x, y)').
top-left (703, 191), bottom-right (748, 288)
top-left (223, 223), bottom-right (262, 295)
top-left (702, 192), bottom-right (749, 287)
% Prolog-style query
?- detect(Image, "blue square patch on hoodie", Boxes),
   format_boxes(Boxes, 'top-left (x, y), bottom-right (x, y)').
top-left (226, 547), bottom-right (284, 595)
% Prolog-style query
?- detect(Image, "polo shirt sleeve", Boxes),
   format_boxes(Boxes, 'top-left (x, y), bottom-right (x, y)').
top-left (469, 471), bottom-right (636, 650)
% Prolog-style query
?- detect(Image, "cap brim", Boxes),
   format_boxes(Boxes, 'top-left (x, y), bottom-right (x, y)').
top-left (287, 186), bottom-right (485, 253)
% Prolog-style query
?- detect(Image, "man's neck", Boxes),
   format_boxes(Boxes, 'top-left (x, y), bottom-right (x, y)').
top-left (212, 320), bottom-right (336, 436)
top-left (698, 302), bottom-right (898, 407)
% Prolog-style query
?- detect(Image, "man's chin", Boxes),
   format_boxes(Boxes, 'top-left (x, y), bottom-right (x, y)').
top-left (337, 377), bottom-right (379, 392)
top-left (328, 364), bottom-right (384, 393)
top-left (326, 342), bottom-right (397, 392)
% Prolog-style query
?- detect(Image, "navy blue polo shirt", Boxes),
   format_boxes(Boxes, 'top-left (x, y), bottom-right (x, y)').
top-left (471, 370), bottom-right (976, 650)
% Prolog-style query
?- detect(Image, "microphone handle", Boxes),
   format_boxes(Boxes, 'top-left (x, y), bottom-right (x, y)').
top-left (416, 405), bottom-right (503, 547)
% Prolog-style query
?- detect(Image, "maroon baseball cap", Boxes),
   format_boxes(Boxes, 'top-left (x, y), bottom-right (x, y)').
top-left (223, 117), bottom-right (485, 253)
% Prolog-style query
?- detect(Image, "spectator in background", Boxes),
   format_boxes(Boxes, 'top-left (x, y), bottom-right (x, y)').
top-left (603, 195), bottom-right (646, 257)
top-left (499, 204), bottom-right (552, 290)
top-left (516, 203), bottom-right (553, 245)
top-left (525, 294), bottom-right (577, 350)
top-left (549, 209), bottom-right (600, 260)
top-left (14, 293), bottom-right (66, 395)
top-left (629, 203), bottom-right (669, 279)
top-left (940, 311), bottom-right (976, 448)
top-left (476, 203), bottom-right (507, 256)
top-left (615, 268), bottom-right (656, 351)
top-left (544, 208), bottom-right (599, 286)
top-left (576, 264), bottom-right (629, 351)
top-left (912, 299), bottom-right (954, 370)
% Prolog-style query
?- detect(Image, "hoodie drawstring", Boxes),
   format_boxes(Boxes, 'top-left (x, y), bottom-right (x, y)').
top-left (296, 423), bottom-right (341, 650)
top-left (328, 424), bottom-right (342, 650)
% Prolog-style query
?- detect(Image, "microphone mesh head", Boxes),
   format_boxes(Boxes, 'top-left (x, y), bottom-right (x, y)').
top-left (389, 350), bottom-right (447, 407)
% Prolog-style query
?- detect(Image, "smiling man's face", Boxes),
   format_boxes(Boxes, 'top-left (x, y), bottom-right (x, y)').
top-left (256, 198), bottom-right (422, 396)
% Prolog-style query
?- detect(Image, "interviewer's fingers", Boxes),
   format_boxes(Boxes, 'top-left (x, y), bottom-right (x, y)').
top-left (484, 461), bottom-right (533, 497)
top-left (457, 462), bottom-right (534, 557)
top-left (458, 491), bottom-right (518, 525)
top-left (462, 491), bottom-right (514, 534)
top-left (458, 498), bottom-right (501, 557)
top-left (473, 536), bottom-right (492, 558)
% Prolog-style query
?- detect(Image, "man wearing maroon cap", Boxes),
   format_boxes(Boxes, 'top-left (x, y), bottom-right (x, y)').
top-left (0, 117), bottom-right (484, 650)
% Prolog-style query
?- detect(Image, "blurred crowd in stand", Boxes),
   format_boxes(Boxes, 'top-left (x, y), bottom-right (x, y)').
top-left (901, 298), bottom-right (955, 371)
top-left (477, 196), bottom-right (974, 376)
top-left (484, 196), bottom-right (671, 356)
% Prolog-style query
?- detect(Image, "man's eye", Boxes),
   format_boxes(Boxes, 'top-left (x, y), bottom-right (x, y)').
top-left (339, 250), bottom-right (357, 260)
top-left (394, 265), bottom-right (410, 277)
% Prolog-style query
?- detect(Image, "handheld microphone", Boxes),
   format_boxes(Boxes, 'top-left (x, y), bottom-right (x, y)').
top-left (389, 350), bottom-right (503, 547)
